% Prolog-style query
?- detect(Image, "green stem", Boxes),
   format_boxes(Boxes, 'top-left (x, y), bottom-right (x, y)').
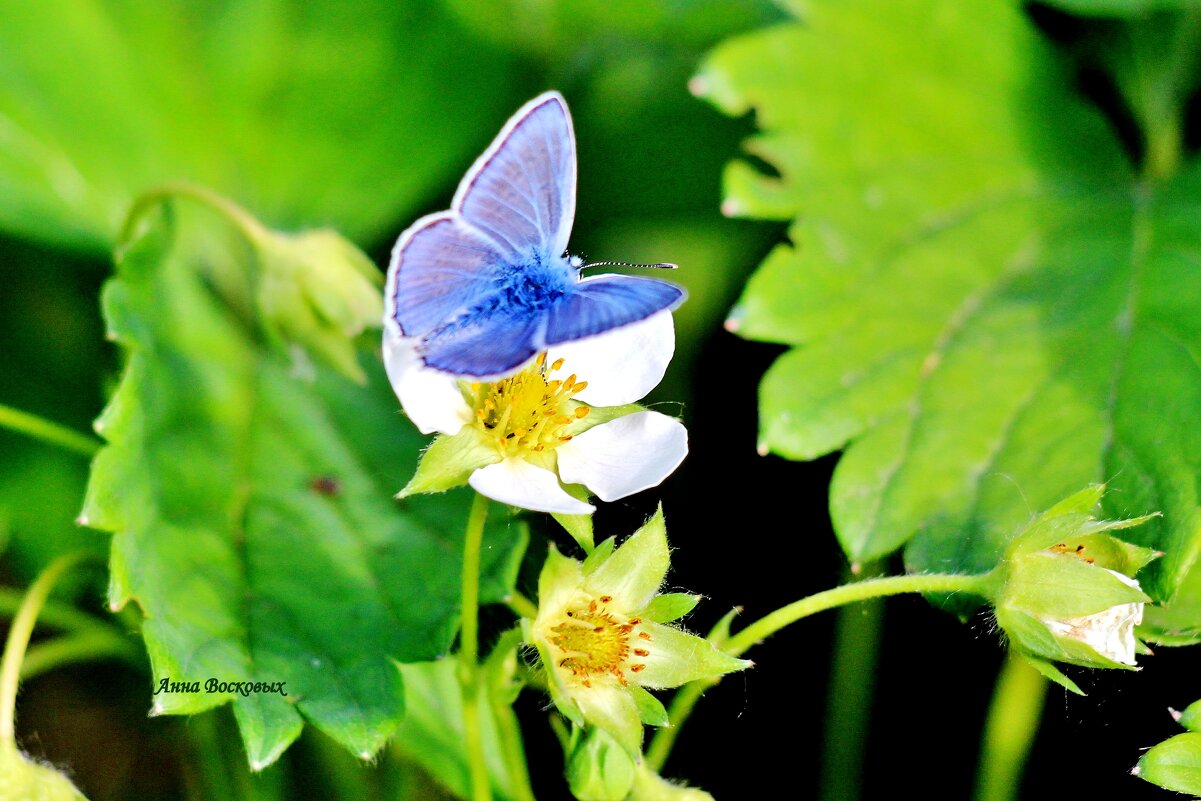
top-left (120, 183), bottom-right (269, 252)
top-left (460, 492), bottom-right (492, 801)
top-left (21, 630), bottom-right (142, 680)
top-left (484, 628), bottom-right (537, 801)
top-left (0, 403), bottom-right (100, 458)
top-left (819, 563), bottom-right (886, 801)
top-left (646, 571), bottom-right (997, 771)
top-left (0, 588), bottom-right (114, 634)
top-left (505, 590), bottom-right (538, 620)
top-left (0, 552), bottom-right (93, 749)
top-left (973, 655), bottom-right (1047, 801)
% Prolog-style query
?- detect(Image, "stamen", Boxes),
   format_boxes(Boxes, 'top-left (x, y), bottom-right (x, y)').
top-left (575, 407), bottom-right (590, 419)
top-left (551, 358), bottom-right (565, 371)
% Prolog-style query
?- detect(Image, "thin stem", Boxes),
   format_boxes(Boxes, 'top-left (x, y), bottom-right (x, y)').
top-left (646, 571), bottom-right (997, 770)
top-left (484, 628), bottom-right (537, 801)
top-left (0, 403), bottom-right (100, 458)
top-left (505, 591), bottom-right (538, 620)
top-left (120, 183), bottom-right (269, 252)
top-left (0, 552), bottom-right (93, 748)
top-left (21, 630), bottom-right (142, 680)
top-left (459, 492), bottom-right (492, 801)
top-left (819, 563), bottom-right (886, 801)
top-left (725, 572), bottom-right (995, 656)
top-left (0, 588), bottom-right (113, 634)
top-left (973, 655), bottom-right (1047, 801)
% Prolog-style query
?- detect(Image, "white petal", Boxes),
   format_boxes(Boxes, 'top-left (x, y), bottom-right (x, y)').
top-left (544, 311), bottom-right (674, 406)
top-left (382, 331), bottom-right (472, 435)
top-left (557, 411), bottom-right (687, 502)
top-left (469, 458), bottom-right (595, 514)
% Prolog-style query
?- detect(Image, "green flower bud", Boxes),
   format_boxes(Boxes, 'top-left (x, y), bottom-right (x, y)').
top-left (256, 227), bottom-right (383, 383)
top-left (567, 728), bottom-right (637, 801)
top-left (992, 486), bottom-right (1158, 681)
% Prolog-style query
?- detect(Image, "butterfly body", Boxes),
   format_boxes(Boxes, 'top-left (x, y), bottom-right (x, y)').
top-left (385, 92), bottom-right (685, 380)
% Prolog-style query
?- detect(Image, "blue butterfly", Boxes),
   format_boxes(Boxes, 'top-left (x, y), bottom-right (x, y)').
top-left (384, 91), bottom-right (686, 379)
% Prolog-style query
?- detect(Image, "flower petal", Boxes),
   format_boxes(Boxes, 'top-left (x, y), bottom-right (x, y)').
top-left (469, 458), bottom-right (595, 514)
top-left (382, 331), bottom-right (472, 435)
top-left (557, 411), bottom-right (687, 502)
top-left (545, 311), bottom-right (674, 406)
top-left (573, 684), bottom-right (644, 757)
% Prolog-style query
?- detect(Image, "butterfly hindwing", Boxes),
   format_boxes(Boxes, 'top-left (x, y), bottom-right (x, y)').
top-left (453, 92), bottom-right (576, 262)
top-left (387, 213), bottom-right (510, 338)
top-left (544, 276), bottom-right (686, 345)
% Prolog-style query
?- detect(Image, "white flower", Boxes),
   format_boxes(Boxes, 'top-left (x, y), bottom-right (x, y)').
top-left (384, 312), bottom-right (688, 514)
top-left (1039, 570), bottom-right (1144, 666)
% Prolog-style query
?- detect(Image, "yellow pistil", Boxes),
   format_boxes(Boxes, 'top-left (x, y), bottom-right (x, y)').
top-left (547, 595), bottom-right (651, 689)
top-left (470, 353), bottom-right (591, 456)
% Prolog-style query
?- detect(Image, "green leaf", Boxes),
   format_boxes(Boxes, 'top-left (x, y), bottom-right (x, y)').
top-left (400, 429), bottom-right (500, 497)
top-left (629, 685), bottom-right (670, 728)
top-left (1020, 655), bottom-right (1084, 696)
top-left (1135, 732), bottom-right (1201, 794)
top-left (82, 195), bottom-right (523, 767)
top-left (0, 1), bottom-right (519, 252)
top-left (394, 661), bottom-right (523, 801)
top-left (641, 593), bottom-right (702, 624)
top-left (702, 0), bottom-right (1201, 613)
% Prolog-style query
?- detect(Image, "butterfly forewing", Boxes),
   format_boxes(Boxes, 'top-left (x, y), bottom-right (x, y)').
top-left (388, 213), bottom-right (509, 338)
top-left (453, 92), bottom-right (576, 261)
top-left (544, 277), bottom-right (686, 345)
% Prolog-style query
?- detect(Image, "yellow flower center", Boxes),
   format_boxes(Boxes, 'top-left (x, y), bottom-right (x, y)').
top-left (470, 353), bottom-right (590, 456)
top-left (547, 595), bottom-right (652, 688)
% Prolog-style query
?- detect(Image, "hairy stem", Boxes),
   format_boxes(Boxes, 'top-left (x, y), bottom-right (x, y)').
top-left (647, 570), bottom-right (997, 770)
top-left (0, 552), bottom-right (94, 749)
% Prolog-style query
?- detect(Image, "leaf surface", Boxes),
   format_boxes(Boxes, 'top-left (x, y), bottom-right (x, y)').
top-left (702, 0), bottom-right (1201, 613)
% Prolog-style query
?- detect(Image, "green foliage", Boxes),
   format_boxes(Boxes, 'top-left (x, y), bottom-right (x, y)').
top-left (393, 660), bottom-right (525, 801)
top-left (0, 0), bottom-right (518, 252)
top-left (80, 193), bottom-right (525, 767)
top-left (701, 0), bottom-right (1201, 618)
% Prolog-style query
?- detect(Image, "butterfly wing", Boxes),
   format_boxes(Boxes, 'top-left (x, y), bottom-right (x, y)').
top-left (385, 212), bottom-right (511, 338)
top-left (452, 91), bottom-right (575, 261)
top-left (544, 276), bottom-right (686, 345)
top-left (420, 308), bottom-right (547, 378)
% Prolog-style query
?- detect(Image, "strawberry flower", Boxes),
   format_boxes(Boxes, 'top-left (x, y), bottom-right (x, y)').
top-left (384, 312), bottom-right (687, 514)
top-left (524, 509), bottom-right (751, 755)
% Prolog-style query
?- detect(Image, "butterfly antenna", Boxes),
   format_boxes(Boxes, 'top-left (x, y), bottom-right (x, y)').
top-left (581, 260), bottom-right (678, 271)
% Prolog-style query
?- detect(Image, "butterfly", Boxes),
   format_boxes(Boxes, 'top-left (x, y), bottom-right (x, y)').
top-left (384, 91), bottom-right (686, 379)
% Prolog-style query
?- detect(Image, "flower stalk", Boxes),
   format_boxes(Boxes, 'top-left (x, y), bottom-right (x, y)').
top-left (646, 570), bottom-right (999, 770)
top-left (459, 492), bottom-right (492, 801)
